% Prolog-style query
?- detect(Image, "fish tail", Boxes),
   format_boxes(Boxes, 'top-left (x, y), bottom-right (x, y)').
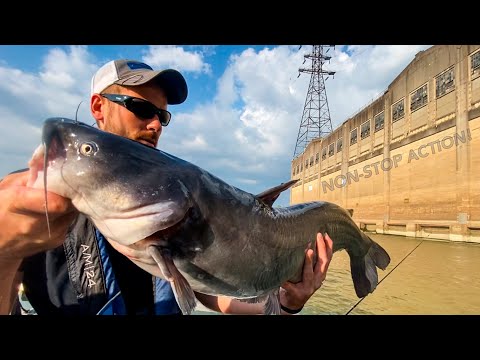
top-left (350, 239), bottom-right (391, 298)
top-left (368, 239), bottom-right (390, 270)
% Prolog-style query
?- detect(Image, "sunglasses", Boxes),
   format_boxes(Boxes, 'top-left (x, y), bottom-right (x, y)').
top-left (101, 93), bottom-right (172, 126)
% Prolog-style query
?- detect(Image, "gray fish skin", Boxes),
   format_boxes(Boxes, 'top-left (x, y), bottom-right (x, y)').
top-left (30, 118), bottom-right (390, 305)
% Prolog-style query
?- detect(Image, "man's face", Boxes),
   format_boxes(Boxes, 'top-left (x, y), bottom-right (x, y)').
top-left (97, 84), bottom-right (168, 148)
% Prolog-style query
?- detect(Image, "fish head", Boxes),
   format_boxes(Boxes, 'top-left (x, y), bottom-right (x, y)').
top-left (29, 118), bottom-right (194, 247)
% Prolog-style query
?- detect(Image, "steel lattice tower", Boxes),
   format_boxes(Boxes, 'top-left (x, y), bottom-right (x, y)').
top-left (293, 45), bottom-right (335, 159)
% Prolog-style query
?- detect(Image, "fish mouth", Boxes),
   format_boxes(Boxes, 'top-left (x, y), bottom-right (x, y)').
top-left (43, 118), bottom-right (68, 162)
top-left (28, 119), bottom-right (67, 187)
top-left (45, 130), bottom-right (66, 165)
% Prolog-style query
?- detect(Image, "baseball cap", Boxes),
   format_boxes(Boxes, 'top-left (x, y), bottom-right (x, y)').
top-left (91, 59), bottom-right (188, 105)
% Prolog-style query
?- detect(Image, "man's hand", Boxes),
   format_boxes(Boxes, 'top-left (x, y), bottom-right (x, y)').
top-left (280, 232), bottom-right (334, 312)
top-left (0, 170), bottom-right (78, 260)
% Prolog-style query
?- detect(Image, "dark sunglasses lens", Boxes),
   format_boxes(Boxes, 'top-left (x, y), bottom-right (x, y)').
top-left (128, 99), bottom-right (156, 119)
top-left (159, 111), bottom-right (170, 126)
top-left (128, 99), bottom-right (170, 126)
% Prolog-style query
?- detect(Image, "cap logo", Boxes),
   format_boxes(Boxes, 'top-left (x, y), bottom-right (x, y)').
top-left (126, 62), bottom-right (153, 71)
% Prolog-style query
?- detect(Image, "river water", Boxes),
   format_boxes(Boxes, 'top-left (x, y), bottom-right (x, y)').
top-left (304, 233), bottom-right (480, 315)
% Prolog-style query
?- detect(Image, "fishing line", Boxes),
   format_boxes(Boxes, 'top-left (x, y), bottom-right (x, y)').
top-left (96, 291), bottom-right (122, 315)
top-left (345, 238), bottom-right (426, 315)
top-left (74, 100), bottom-right (83, 123)
top-left (73, 99), bottom-right (98, 127)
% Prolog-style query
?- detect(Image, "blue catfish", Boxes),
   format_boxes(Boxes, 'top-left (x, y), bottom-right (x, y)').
top-left (28, 118), bottom-right (391, 315)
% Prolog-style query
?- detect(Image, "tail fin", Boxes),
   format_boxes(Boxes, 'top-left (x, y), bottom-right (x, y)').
top-left (350, 240), bottom-right (391, 298)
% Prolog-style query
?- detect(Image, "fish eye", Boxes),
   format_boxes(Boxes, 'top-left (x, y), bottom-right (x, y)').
top-left (79, 142), bottom-right (98, 156)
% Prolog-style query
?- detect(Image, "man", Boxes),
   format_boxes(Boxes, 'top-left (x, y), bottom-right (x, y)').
top-left (0, 59), bottom-right (333, 315)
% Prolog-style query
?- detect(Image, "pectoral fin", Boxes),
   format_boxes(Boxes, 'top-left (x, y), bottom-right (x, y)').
top-left (147, 246), bottom-right (197, 315)
top-left (264, 289), bottom-right (281, 315)
top-left (238, 295), bottom-right (268, 303)
top-left (239, 291), bottom-right (282, 315)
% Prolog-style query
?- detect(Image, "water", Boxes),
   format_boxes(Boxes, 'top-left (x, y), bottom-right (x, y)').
top-left (303, 234), bottom-right (480, 315)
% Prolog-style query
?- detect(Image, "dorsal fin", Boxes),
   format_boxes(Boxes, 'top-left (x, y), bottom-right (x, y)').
top-left (255, 179), bottom-right (299, 207)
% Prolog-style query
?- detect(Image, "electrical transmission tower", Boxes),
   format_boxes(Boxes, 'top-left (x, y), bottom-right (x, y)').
top-left (293, 45), bottom-right (336, 159)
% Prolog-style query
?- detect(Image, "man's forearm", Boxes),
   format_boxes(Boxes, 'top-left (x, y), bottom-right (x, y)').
top-left (195, 292), bottom-right (265, 314)
top-left (0, 259), bottom-right (22, 314)
top-left (195, 292), bottom-right (298, 315)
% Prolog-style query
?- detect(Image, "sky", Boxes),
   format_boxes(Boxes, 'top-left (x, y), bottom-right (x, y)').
top-left (0, 45), bottom-right (431, 206)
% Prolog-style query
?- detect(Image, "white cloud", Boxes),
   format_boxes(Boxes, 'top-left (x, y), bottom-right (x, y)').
top-left (236, 178), bottom-right (258, 185)
top-left (0, 67), bottom-right (41, 96)
top-left (39, 46), bottom-right (94, 90)
top-left (143, 45), bottom-right (211, 74)
top-left (180, 134), bottom-right (209, 151)
top-left (214, 66), bottom-right (239, 106)
top-left (0, 105), bottom-right (42, 176)
top-left (0, 45), bottom-right (95, 124)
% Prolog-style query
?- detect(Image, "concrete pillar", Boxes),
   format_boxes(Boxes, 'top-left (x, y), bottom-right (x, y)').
top-left (383, 93), bottom-right (392, 232)
top-left (341, 123), bottom-right (349, 208)
top-left (454, 46), bottom-right (471, 241)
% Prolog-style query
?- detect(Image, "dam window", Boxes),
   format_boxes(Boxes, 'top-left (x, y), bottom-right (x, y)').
top-left (300, 163), bottom-right (303, 171)
top-left (322, 147), bottom-right (327, 160)
top-left (297, 165), bottom-right (300, 173)
top-left (305, 159), bottom-right (309, 168)
top-left (471, 50), bottom-right (480, 77)
top-left (337, 138), bottom-right (343, 152)
top-left (410, 83), bottom-right (428, 112)
top-left (392, 98), bottom-right (405, 122)
top-left (374, 111), bottom-right (384, 132)
top-left (315, 153), bottom-right (319, 164)
top-left (310, 156), bottom-right (314, 166)
top-left (361, 120), bottom-right (370, 139)
top-left (350, 128), bottom-right (358, 145)
top-left (436, 67), bottom-right (455, 98)
top-left (328, 143), bottom-right (335, 157)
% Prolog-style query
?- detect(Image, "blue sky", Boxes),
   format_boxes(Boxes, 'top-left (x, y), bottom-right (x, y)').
top-left (0, 45), bottom-right (431, 206)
